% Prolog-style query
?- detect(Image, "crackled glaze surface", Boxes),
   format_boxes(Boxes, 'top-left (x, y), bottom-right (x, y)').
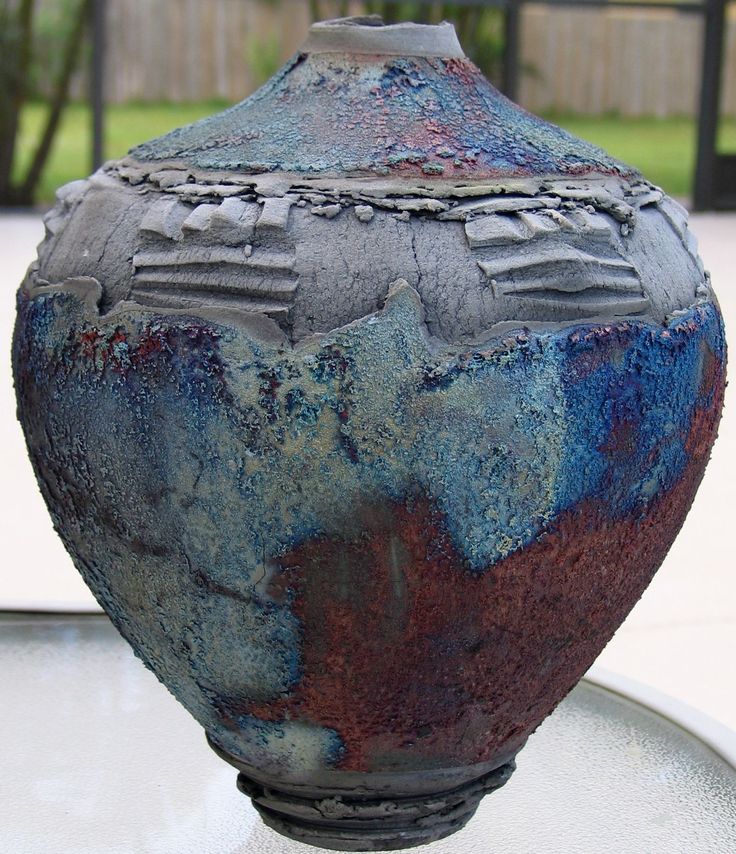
top-left (13, 16), bottom-right (726, 852)
top-left (129, 51), bottom-right (634, 181)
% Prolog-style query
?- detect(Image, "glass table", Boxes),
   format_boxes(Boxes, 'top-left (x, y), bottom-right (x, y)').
top-left (2, 614), bottom-right (735, 853)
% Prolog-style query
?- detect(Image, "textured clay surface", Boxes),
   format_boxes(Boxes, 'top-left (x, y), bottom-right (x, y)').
top-left (36, 171), bottom-right (703, 343)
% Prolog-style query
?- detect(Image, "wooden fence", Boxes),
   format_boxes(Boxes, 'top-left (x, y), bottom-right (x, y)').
top-left (94, 0), bottom-right (736, 116)
top-left (519, 5), bottom-right (736, 118)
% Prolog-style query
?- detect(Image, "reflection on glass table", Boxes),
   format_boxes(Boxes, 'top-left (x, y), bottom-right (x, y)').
top-left (1, 614), bottom-right (735, 854)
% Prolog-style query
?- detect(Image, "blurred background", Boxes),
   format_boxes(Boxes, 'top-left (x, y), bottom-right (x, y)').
top-left (1, 1), bottom-right (734, 731)
top-left (0, 0), bottom-right (734, 209)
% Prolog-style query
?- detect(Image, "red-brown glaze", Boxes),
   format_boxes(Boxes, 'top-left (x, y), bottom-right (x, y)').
top-left (246, 349), bottom-right (725, 774)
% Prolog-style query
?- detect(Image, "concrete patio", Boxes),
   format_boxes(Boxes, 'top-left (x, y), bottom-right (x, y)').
top-left (2, 210), bottom-right (734, 729)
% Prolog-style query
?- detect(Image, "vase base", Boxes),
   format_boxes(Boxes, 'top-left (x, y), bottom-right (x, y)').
top-left (208, 734), bottom-right (516, 850)
top-left (236, 760), bottom-right (514, 850)
top-left (207, 732), bottom-right (516, 851)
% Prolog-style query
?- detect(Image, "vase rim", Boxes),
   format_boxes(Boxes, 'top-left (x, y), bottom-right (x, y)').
top-left (301, 16), bottom-right (465, 59)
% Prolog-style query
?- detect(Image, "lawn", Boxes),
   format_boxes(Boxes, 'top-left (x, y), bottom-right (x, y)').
top-left (13, 101), bottom-right (736, 205)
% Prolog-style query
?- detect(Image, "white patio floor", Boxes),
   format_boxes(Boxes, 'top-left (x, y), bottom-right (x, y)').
top-left (1, 210), bottom-right (734, 729)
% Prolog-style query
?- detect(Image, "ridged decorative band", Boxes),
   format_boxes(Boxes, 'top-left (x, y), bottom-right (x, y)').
top-left (234, 760), bottom-right (516, 851)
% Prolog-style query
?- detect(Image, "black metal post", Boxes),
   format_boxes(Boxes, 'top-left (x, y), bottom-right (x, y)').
top-left (90, 0), bottom-right (107, 171)
top-left (502, 0), bottom-right (522, 101)
top-left (693, 0), bottom-right (726, 210)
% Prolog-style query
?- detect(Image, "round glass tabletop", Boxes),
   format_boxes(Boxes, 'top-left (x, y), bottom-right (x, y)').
top-left (2, 614), bottom-right (735, 853)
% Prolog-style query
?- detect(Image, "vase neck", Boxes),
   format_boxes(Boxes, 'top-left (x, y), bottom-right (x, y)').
top-left (301, 16), bottom-right (465, 59)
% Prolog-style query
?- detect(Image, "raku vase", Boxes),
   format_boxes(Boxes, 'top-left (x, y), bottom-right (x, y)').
top-left (13, 17), bottom-right (726, 852)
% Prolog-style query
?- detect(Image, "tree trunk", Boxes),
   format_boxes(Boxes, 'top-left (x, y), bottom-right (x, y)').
top-left (19, 0), bottom-right (92, 203)
top-left (0, 0), bottom-right (35, 202)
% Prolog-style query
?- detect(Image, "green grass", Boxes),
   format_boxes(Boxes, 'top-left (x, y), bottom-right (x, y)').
top-left (13, 101), bottom-right (736, 205)
top-left (548, 113), bottom-right (736, 198)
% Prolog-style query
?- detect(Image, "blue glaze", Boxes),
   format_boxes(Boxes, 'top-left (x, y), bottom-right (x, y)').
top-left (553, 317), bottom-right (724, 518)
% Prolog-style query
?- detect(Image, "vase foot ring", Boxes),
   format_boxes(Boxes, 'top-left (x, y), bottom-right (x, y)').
top-left (231, 759), bottom-right (515, 851)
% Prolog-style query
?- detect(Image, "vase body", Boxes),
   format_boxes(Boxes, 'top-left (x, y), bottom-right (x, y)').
top-left (13, 17), bottom-right (725, 852)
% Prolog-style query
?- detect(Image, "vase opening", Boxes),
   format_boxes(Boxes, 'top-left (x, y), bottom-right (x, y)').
top-left (302, 16), bottom-right (465, 59)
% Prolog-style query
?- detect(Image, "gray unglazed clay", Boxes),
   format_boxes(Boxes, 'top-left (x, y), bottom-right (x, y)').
top-left (34, 170), bottom-right (704, 344)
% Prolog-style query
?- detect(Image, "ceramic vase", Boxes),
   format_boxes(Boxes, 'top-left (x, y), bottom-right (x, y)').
top-left (13, 17), bottom-right (726, 852)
